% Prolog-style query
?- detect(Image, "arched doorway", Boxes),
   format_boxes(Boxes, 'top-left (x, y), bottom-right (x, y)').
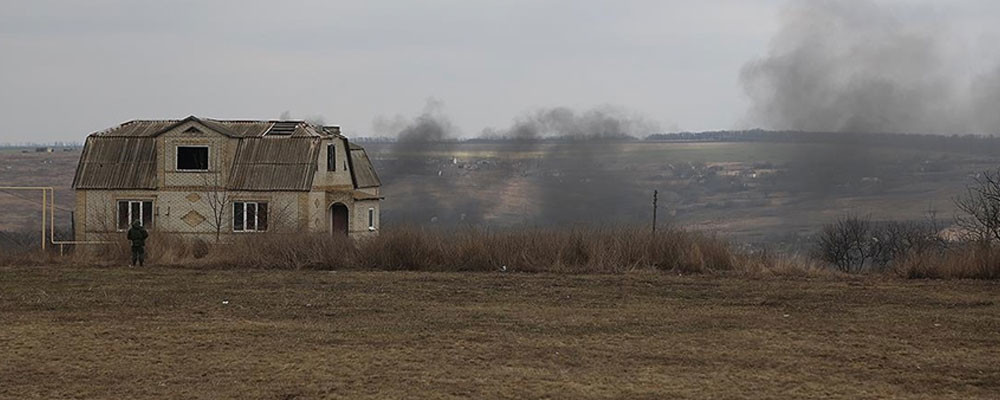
top-left (330, 203), bottom-right (349, 236)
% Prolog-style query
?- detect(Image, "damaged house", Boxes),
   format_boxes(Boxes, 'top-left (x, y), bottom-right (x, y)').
top-left (72, 116), bottom-right (382, 240)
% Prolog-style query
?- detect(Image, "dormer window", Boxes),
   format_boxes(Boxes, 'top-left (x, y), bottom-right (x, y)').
top-left (176, 146), bottom-right (209, 171)
top-left (327, 144), bottom-right (336, 171)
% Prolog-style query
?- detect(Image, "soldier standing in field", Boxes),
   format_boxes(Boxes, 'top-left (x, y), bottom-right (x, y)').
top-left (127, 220), bottom-right (148, 267)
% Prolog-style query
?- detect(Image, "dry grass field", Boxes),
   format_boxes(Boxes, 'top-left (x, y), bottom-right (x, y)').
top-left (0, 149), bottom-right (77, 231)
top-left (2, 266), bottom-right (998, 399)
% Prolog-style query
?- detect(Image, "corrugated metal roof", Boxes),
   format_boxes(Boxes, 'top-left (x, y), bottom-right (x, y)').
top-left (227, 137), bottom-right (323, 191)
top-left (208, 120), bottom-right (273, 137)
top-left (72, 137), bottom-right (158, 189)
top-left (348, 146), bottom-right (381, 188)
top-left (353, 190), bottom-right (384, 201)
top-left (95, 120), bottom-right (176, 137)
top-left (92, 116), bottom-right (325, 138)
top-left (76, 117), bottom-right (382, 192)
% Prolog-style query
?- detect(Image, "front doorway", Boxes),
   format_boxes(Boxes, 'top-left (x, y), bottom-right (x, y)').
top-left (330, 203), bottom-right (349, 236)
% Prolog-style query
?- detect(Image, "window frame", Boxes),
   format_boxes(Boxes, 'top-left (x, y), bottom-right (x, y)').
top-left (327, 143), bottom-right (336, 172)
top-left (368, 207), bottom-right (376, 231)
top-left (175, 145), bottom-right (211, 172)
top-left (116, 199), bottom-right (154, 231)
top-left (233, 201), bottom-right (269, 233)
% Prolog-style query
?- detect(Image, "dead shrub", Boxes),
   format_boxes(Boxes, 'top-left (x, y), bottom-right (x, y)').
top-left (736, 250), bottom-right (842, 278)
top-left (954, 168), bottom-right (1000, 242)
top-left (174, 226), bottom-right (745, 273)
top-left (814, 216), bottom-right (947, 273)
top-left (0, 226), bottom-right (896, 278)
top-left (211, 233), bottom-right (358, 270)
top-left (357, 228), bottom-right (446, 271)
top-left (0, 250), bottom-right (59, 267)
top-left (894, 243), bottom-right (1000, 280)
top-left (814, 215), bottom-right (880, 273)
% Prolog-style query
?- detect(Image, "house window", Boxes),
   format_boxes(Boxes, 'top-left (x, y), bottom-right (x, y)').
top-left (117, 200), bottom-right (153, 230)
top-left (368, 207), bottom-right (375, 231)
top-left (233, 201), bottom-right (268, 232)
top-left (176, 146), bottom-right (209, 171)
top-left (327, 144), bottom-right (336, 171)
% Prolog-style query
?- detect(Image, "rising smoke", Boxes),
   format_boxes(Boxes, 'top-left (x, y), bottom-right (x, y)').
top-left (972, 67), bottom-right (1000, 134)
top-left (481, 106), bottom-right (660, 225)
top-left (276, 110), bottom-right (327, 126)
top-left (375, 98), bottom-right (457, 143)
top-left (740, 0), bottom-right (1000, 198)
top-left (484, 106), bottom-right (659, 141)
top-left (373, 99), bottom-right (483, 225)
top-left (373, 102), bottom-right (661, 226)
top-left (742, 0), bottom-right (999, 136)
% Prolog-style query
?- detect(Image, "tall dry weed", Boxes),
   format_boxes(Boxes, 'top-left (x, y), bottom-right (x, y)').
top-left (894, 243), bottom-right (1000, 280)
top-left (15, 226), bottom-right (994, 279)
top-left (127, 226), bottom-right (749, 273)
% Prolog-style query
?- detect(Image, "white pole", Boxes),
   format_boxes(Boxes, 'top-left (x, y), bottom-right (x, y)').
top-left (41, 189), bottom-right (46, 251)
top-left (0, 186), bottom-right (112, 247)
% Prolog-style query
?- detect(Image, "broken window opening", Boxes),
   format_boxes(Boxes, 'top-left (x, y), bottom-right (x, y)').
top-left (176, 146), bottom-right (209, 171)
top-left (327, 144), bottom-right (336, 171)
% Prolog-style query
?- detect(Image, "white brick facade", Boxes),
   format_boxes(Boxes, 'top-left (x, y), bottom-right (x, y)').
top-left (74, 118), bottom-right (382, 241)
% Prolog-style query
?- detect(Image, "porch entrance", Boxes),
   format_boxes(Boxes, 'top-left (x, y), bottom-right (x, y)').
top-left (330, 203), bottom-right (349, 236)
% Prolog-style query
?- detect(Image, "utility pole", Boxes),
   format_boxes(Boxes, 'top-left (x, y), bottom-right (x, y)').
top-left (652, 190), bottom-right (658, 235)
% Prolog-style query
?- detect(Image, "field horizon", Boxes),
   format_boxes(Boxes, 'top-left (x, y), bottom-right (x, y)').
top-left (4, 134), bottom-right (998, 253)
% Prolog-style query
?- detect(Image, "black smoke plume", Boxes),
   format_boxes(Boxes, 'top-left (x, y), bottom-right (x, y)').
top-left (373, 99), bottom-right (485, 225)
top-left (740, 0), bottom-right (1000, 199)
top-left (482, 106), bottom-right (659, 226)
top-left (372, 103), bottom-right (661, 227)
top-left (486, 106), bottom-right (658, 140)
top-left (742, 0), bottom-right (999, 136)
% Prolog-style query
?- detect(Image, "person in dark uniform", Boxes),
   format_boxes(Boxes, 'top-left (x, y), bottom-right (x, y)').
top-left (127, 220), bottom-right (149, 267)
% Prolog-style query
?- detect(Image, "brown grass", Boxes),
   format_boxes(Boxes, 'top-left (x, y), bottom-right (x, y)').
top-left (3, 226), bottom-right (998, 280)
top-left (1, 266), bottom-right (998, 399)
top-left (4, 227), bottom-right (742, 273)
top-left (894, 243), bottom-right (1000, 280)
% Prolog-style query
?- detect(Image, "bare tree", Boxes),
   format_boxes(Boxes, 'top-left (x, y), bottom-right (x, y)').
top-left (815, 215), bottom-right (881, 273)
top-left (871, 220), bottom-right (945, 267)
top-left (817, 213), bottom-right (948, 273)
top-left (202, 172), bottom-right (233, 242)
top-left (265, 199), bottom-right (298, 233)
top-left (954, 168), bottom-right (1000, 242)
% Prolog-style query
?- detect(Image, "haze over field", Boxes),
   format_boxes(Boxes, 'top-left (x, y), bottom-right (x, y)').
top-left (2, 0), bottom-right (1000, 143)
top-left (742, 1), bottom-right (1000, 135)
top-left (4, 0), bottom-right (1000, 247)
top-left (6, 3), bottom-right (1000, 399)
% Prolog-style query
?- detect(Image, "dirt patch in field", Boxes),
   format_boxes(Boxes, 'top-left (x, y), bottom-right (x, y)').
top-left (1, 267), bottom-right (998, 399)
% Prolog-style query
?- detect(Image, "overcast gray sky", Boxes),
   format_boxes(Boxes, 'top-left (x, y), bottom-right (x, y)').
top-left (1, 0), bottom-right (998, 142)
